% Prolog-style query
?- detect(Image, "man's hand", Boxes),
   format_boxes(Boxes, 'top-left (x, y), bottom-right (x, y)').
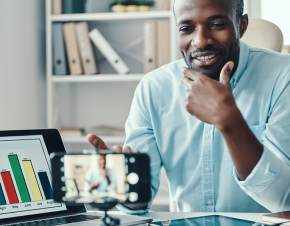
top-left (181, 62), bottom-right (264, 180)
top-left (89, 182), bottom-right (100, 193)
top-left (181, 61), bottom-right (238, 130)
top-left (87, 133), bottom-right (139, 153)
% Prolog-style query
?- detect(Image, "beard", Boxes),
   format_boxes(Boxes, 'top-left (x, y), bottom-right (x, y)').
top-left (182, 38), bottom-right (240, 81)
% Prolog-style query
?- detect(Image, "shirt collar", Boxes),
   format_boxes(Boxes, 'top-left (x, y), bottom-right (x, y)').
top-left (230, 40), bottom-right (250, 89)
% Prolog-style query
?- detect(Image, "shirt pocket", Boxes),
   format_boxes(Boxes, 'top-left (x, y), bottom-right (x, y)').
top-left (224, 124), bottom-right (265, 172)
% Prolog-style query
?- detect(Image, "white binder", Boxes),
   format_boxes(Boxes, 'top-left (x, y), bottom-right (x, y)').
top-left (89, 29), bottom-right (130, 74)
top-left (144, 20), bottom-right (156, 73)
top-left (75, 22), bottom-right (98, 75)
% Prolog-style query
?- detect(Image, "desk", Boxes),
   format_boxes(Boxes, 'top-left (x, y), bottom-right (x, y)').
top-left (104, 211), bottom-right (266, 225)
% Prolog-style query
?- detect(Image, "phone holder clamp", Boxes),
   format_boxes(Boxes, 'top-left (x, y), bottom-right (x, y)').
top-left (90, 203), bottom-right (120, 226)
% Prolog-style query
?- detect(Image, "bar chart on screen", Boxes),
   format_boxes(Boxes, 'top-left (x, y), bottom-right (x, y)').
top-left (0, 148), bottom-right (61, 214)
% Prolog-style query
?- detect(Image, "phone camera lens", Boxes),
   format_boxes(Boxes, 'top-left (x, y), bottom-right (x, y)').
top-left (128, 172), bottom-right (139, 185)
top-left (129, 157), bottom-right (135, 163)
top-left (129, 192), bottom-right (138, 202)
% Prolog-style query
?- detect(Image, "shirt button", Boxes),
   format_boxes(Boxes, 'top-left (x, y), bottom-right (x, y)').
top-left (206, 134), bottom-right (211, 139)
top-left (205, 167), bottom-right (210, 172)
top-left (207, 201), bottom-right (212, 206)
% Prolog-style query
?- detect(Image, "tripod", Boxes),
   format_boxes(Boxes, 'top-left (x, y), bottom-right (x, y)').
top-left (90, 203), bottom-right (120, 226)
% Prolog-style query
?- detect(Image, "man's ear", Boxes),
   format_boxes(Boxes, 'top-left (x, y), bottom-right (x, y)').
top-left (239, 14), bottom-right (249, 38)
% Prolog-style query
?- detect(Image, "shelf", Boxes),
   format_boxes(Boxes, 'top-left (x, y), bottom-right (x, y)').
top-left (51, 74), bottom-right (144, 83)
top-left (50, 10), bottom-right (172, 22)
top-left (62, 135), bottom-right (126, 143)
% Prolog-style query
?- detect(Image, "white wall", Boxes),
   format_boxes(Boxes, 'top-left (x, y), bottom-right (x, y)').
top-left (0, 0), bottom-right (46, 130)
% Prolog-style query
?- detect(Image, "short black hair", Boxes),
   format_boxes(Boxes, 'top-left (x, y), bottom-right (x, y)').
top-left (173, 0), bottom-right (244, 26)
top-left (234, 0), bottom-right (244, 25)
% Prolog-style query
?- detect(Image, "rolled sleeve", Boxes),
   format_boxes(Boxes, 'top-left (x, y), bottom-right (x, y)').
top-left (234, 146), bottom-right (290, 212)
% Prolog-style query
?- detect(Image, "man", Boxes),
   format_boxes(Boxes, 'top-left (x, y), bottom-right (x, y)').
top-left (83, 155), bottom-right (116, 193)
top-left (88, 0), bottom-right (290, 213)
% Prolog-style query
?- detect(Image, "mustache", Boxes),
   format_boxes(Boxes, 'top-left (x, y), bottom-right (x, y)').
top-left (189, 46), bottom-right (223, 57)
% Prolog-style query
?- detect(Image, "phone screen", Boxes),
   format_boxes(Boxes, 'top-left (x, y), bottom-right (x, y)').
top-left (57, 153), bottom-right (150, 204)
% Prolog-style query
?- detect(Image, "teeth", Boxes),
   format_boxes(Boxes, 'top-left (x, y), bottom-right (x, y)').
top-left (195, 54), bottom-right (215, 61)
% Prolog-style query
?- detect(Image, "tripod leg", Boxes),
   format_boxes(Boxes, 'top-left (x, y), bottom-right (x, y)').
top-left (101, 211), bottom-right (120, 226)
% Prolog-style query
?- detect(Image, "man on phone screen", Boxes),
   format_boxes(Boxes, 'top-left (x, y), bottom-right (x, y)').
top-left (88, 0), bottom-right (290, 214)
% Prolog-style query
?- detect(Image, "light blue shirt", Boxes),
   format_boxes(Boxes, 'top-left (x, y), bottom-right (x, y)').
top-left (117, 41), bottom-right (290, 214)
top-left (84, 168), bottom-right (116, 193)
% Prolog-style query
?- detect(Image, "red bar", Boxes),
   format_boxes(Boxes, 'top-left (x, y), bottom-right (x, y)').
top-left (1, 172), bottom-right (19, 204)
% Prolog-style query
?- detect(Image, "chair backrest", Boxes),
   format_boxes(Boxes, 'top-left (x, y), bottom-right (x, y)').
top-left (241, 18), bottom-right (284, 52)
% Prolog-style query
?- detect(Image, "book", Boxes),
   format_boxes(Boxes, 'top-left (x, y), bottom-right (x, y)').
top-left (62, 0), bottom-right (85, 14)
top-left (144, 21), bottom-right (156, 73)
top-left (88, 126), bottom-right (125, 136)
top-left (52, 23), bottom-right (68, 75)
top-left (75, 22), bottom-right (98, 75)
top-left (263, 211), bottom-right (290, 225)
top-left (52, 0), bottom-right (62, 14)
top-left (157, 20), bottom-right (170, 68)
top-left (160, 0), bottom-right (170, 10)
top-left (89, 29), bottom-right (130, 75)
top-left (63, 22), bottom-right (83, 75)
top-left (59, 127), bottom-right (84, 137)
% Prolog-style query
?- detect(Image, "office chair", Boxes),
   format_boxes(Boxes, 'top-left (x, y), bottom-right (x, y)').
top-left (241, 18), bottom-right (284, 52)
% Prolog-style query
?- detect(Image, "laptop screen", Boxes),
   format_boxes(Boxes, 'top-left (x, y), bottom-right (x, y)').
top-left (0, 134), bottom-right (67, 220)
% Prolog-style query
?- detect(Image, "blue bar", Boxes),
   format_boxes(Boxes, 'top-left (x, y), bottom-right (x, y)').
top-left (38, 172), bottom-right (52, 199)
top-left (0, 184), bottom-right (6, 205)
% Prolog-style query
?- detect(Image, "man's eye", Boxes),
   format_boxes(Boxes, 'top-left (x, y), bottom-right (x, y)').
top-left (180, 27), bottom-right (193, 33)
top-left (212, 23), bottom-right (225, 28)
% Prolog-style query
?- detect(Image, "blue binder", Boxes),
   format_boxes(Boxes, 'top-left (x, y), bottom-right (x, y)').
top-left (52, 23), bottom-right (68, 75)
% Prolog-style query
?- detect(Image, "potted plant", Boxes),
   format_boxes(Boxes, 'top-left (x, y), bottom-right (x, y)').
top-left (138, 0), bottom-right (155, 11)
top-left (109, 0), bottom-right (127, 12)
top-left (125, 0), bottom-right (139, 12)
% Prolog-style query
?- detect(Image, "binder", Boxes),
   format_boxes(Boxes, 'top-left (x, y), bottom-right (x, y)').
top-left (75, 22), bottom-right (98, 75)
top-left (62, 0), bottom-right (85, 14)
top-left (160, 0), bottom-right (170, 10)
top-left (52, 0), bottom-right (62, 14)
top-left (85, 0), bottom-right (111, 13)
top-left (89, 29), bottom-right (130, 75)
top-left (63, 22), bottom-right (83, 75)
top-left (52, 23), bottom-right (68, 75)
top-left (143, 21), bottom-right (156, 73)
top-left (157, 20), bottom-right (170, 68)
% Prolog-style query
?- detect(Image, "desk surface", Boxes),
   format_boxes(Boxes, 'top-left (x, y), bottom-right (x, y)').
top-left (104, 211), bottom-right (266, 224)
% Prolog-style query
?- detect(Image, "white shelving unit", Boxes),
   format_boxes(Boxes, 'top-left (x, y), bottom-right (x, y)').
top-left (45, 0), bottom-right (178, 145)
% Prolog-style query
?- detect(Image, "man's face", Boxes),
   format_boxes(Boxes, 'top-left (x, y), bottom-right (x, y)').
top-left (175, 0), bottom-right (241, 80)
top-left (98, 155), bottom-right (106, 168)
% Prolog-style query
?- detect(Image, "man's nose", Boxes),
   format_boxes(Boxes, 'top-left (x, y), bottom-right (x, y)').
top-left (191, 27), bottom-right (214, 49)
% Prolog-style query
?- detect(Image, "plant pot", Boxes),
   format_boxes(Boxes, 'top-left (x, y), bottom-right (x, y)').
top-left (126, 5), bottom-right (139, 12)
top-left (111, 5), bottom-right (126, 12)
top-left (138, 5), bottom-right (151, 11)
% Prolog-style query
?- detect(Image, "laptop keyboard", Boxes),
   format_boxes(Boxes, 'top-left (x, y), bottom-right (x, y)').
top-left (4, 214), bottom-right (100, 226)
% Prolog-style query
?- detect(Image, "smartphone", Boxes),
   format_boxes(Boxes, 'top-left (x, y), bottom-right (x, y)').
top-left (50, 152), bottom-right (151, 205)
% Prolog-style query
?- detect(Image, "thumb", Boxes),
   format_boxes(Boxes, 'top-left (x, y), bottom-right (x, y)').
top-left (220, 61), bottom-right (234, 83)
top-left (87, 133), bottom-right (110, 150)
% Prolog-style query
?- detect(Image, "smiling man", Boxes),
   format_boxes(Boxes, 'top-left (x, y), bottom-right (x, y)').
top-left (88, 0), bottom-right (290, 213)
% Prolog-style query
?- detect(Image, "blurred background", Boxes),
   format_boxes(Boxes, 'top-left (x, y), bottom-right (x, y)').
top-left (0, 0), bottom-right (289, 212)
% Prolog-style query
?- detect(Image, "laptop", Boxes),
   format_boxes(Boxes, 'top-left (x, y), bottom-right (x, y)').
top-left (0, 129), bottom-right (152, 225)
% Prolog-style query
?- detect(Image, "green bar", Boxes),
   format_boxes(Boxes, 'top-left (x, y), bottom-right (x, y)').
top-left (8, 155), bottom-right (31, 203)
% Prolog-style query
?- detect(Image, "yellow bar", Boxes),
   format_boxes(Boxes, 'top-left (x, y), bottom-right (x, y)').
top-left (22, 161), bottom-right (43, 201)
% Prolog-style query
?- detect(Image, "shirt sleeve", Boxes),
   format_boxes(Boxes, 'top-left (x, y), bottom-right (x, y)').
top-left (234, 72), bottom-right (290, 212)
top-left (116, 77), bottom-right (162, 215)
